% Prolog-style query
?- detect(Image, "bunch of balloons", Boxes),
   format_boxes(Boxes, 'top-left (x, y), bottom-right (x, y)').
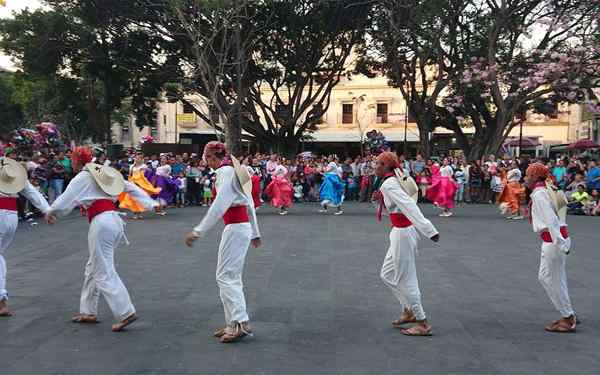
top-left (365, 130), bottom-right (392, 155)
top-left (140, 135), bottom-right (155, 144)
top-left (9, 122), bottom-right (63, 153)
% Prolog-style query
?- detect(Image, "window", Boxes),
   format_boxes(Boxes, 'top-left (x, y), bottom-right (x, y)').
top-left (376, 103), bottom-right (388, 123)
top-left (163, 115), bottom-right (167, 125)
top-left (209, 104), bottom-right (220, 124)
top-left (275, 104), bottom-right (290, 119)
top-left (407, 108), bottom-right (416, 123)
top-left (182, 102), bottom-right (195, 114)
top-left (342, 103), bottom-right (353, 124)
top-left (548, 103), bottom-right (559, 119)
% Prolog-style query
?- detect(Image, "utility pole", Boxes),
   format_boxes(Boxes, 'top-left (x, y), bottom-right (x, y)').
top-left (403, 101), bottom-right (408, 156)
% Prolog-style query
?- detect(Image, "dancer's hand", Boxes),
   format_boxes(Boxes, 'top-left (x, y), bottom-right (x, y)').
top-left (45, 214), bottom-right (57, 225)
top-left (185, 232), bottom-right (200, 247)
top-left (251, 238), bottom-right (262, 248)
top-left (430, 234), bottom-right (440, 242)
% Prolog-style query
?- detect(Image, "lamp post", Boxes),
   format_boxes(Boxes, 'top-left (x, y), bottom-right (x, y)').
top-left (403, 101), bottom-right (408, 156)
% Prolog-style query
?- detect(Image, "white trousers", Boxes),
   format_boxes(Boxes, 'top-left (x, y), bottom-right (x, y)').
top-left (80, 212), bottom-right (135, 321)
top-left (380, 226), bottom-right (426, 320)
top-left (216, 223), bottom-right (251, 325)
top-left (539, 240), bottom-right (575, 318)
top-left (0, 211), bottom-right (19, 300)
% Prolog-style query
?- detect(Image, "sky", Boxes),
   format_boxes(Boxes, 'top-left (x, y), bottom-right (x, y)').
top-left (0, 0), bottom-right (43, 70)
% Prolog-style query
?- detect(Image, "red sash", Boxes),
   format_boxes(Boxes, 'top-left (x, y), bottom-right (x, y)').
top-left (87, 199), bottom-right (117, 223)
top-left (540, 226), bottom-right (569, 243)
top-left (0, 197), bottom-right (17, 211)
top-left (223, 206), bottom-right (249, 225)
top-left (390, 213), bottom-right (412, 228)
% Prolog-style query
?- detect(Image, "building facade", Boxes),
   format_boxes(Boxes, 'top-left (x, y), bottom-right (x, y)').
top-left (112, 73), bottom-right (572, 157)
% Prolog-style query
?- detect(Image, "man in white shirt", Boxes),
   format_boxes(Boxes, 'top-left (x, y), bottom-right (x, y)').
top-left (185, 142), bottom-right (261, 343)
top-left (525, 162), bottom-right (576, 333)
top-left (47, 147), bottom-right (158, 332)
top-left (0, 157), bottom-right (51, 317)
top-left (374, 152), bottom-right (439, 336)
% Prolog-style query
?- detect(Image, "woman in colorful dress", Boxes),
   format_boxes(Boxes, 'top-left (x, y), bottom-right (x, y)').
top-left (426, 158), bottom-right (458, 217)
top-left (318, 162), bottom-right (345, 215)
top-left (118, 152), bottom-right (161, 220)
top-left (152, 156), bottom-right (178, 215)
top-left (264, 165), bottom-right (293, 215)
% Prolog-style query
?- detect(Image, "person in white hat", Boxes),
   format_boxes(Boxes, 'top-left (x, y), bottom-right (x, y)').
top-left (184, 141), bottom-right (261, 343)
top-left (374, 152), bottom-right (439, 336)
top-left (46, 147), bottom-right (158, 332)
top-left (0, 157), bottom-right (51, 317)
top-left (524, 162), bottom-right (577, 333)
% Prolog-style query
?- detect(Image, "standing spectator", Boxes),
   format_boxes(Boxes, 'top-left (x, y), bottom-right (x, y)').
top-left (454, 166), bottom-right (466, 204)
top-left (48, 153), bottom-right (67, 202)
top-left (469, 160), bottom-right (483, 203)
top-left (552, 159), bottom-right (567, 189)
top-left (586, 160), bottom-right (600, 192)
top-left (186, 160), bottom-right (202, 206)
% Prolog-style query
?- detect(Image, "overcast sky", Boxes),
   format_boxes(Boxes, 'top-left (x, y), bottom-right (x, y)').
top-left (0, 0), bottom-right (43, 70)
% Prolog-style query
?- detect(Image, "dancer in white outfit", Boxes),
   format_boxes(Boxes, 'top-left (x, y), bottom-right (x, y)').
top-left (185, 142), bottom-right (261, 343)
top-left (524, 162), bottom-right (577, 333)
top-left (0, 157), bottom-right (51, 317)
top-left (46, 147), bottom-right (158, 332)
top-left (374, 152), bottom-right (439, 336)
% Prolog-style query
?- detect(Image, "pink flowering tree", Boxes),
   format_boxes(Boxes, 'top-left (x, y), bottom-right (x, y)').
top-left (442, 0), bottom-right (600, 159)
top-left (360, 0), bottom-right (599, 159)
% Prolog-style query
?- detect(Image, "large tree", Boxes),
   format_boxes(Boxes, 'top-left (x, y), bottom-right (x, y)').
top-left (0, 0), bottom-right (168, 143)
top-left (244, 0), bottom-right (370, 156)
top-left (361, 0), bottom-right (600, 160)
top-left (358, 0), bottom-right (468, 158)
top-left (442, 0), bottom-right (600, 159)
top-left (151, 0), bottom-right (371, 157)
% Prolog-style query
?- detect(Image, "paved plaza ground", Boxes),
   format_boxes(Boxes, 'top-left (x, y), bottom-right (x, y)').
top-left (1, 202), bottom-right (599, 374)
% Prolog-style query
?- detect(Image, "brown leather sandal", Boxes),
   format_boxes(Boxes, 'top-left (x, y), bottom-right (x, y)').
top-left (545, 317), bottom-right (576, 333)
top-left (392, 309), bottom-right (417, 327)
top-left (0, 299), bottom-right (12, 317)
top-left (219, 322), bottom-right (253, 343)
top-left (400, 322), bottom-right (432, 337)
top-left (213, 327), bottom-right (227, 338)
top-left (71, 314), bottom-right (100, 324)
top-left (112, 313), bottom-right (138, 332)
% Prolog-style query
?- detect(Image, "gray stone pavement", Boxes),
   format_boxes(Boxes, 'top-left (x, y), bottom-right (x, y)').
top-left (1, 202), bottom-right (599, 375)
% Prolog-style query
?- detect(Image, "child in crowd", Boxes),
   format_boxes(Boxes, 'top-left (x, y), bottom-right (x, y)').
top-left (583, 189), bottom-right (600, 216)
top-left (347, 172), bottom-right (359, 201)
top-left (176, 172), bottom-right (187, 208)
top-left (202, 175), bottom-right (213, 206)
top-left (454, 167), bottom-right (466, 204)
top-left (293, 181), bottom-right (304, 203)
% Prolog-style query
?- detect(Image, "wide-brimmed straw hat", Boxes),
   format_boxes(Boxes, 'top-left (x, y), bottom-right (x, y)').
top-left (0, 157), bottom-right (27, 194)
top-left (394, 168), bottom-right (419, 202)
top-left (85, 162), bottom-right (125, 196)
top-left (230, 156), bottom-right (253, 198)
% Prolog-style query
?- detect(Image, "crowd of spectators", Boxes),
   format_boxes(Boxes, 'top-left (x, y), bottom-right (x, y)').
top-left (4, 145), bottom-right (600, 221)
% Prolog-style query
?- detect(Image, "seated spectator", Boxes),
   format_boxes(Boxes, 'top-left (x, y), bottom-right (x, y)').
top-left (583, 189), bottom-right (600, 216)
top-left (567, 184), bottom-right (589, 215)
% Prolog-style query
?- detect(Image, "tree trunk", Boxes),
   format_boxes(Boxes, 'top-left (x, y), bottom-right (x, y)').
top-left (278, 135), bottom-right (300, 159)
top-left (225, 117), bottom-right (243, 157)
top-left (415, 114), bottom-right (432, 158)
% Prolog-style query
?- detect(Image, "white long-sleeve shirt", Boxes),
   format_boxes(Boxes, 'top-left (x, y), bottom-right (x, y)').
top-left (440, 165), bottom-right (454, 177)
top-left (48, 171), bottom-right (158, 217)
top-left (380, 177), bottom-right (438, 239)
top-left (0, 181), bottom-right (50, 214)
top-left (193, 165), bottom-right (260, 239)
top-left (530, 186), bottom-right (568, 250)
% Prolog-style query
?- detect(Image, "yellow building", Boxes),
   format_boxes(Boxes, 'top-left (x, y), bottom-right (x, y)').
top-left (113, 73), bottom-right (571, 156)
